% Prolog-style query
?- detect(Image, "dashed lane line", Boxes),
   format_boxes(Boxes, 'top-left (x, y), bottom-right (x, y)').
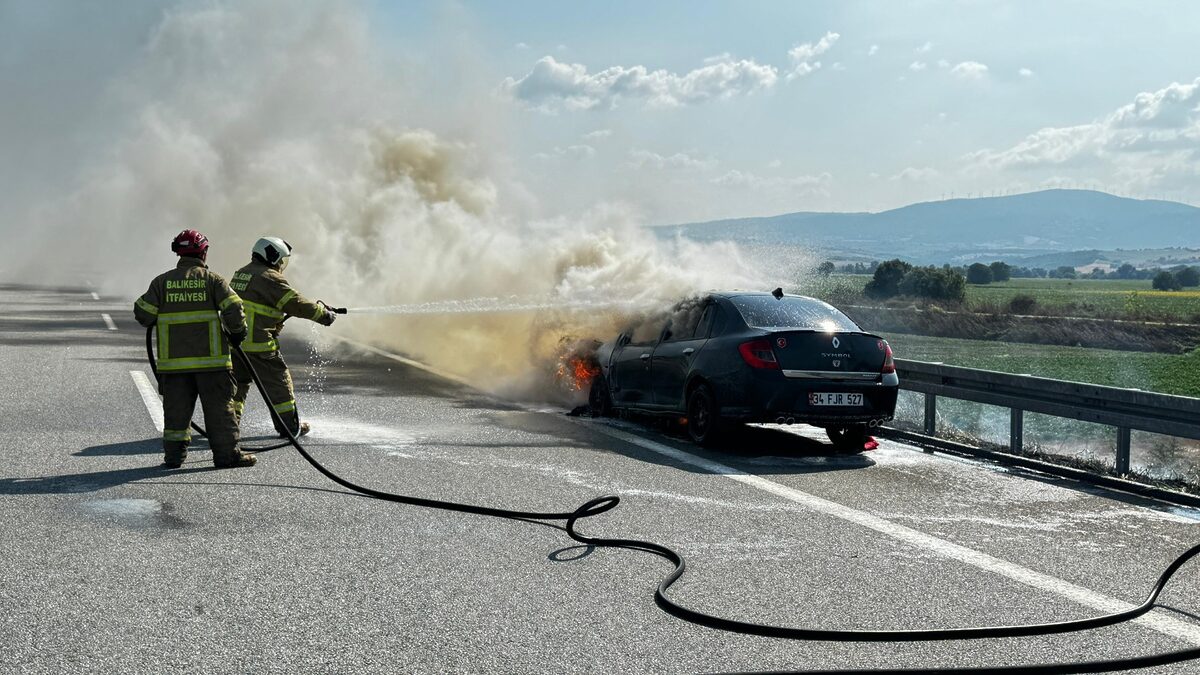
top-left (581, 420), bottom-right (1200, 646)
top-left (90, 292), bottom-right (100, 300)
top-left (129, 370), bottom-right (164, 432)
top-left (101, 313), bottom-right (117, 330)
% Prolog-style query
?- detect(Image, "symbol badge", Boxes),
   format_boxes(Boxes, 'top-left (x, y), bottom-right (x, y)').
top-left (832, 360), bottom-right (841, 367)
top-left (831, 336), bottom-right (840, 349)
top-left (776, 337), bottom-right (787, 349)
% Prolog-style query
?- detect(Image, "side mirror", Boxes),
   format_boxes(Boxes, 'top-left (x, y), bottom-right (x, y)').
top-left (617, 333), bottom-right (631, 347)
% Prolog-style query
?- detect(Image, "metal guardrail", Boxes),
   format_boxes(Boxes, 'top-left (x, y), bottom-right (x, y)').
top-left (894, 358), bottom-right (1200, 475)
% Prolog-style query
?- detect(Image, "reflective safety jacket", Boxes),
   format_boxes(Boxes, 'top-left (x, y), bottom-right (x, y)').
top-left (134, 257), bottom-right (246, 372)
top-left (228, 260), bottom-right (333, 354)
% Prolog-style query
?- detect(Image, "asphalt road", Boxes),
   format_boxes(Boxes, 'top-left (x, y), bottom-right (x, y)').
top-left (3, 283), bottom-right (1200, 674)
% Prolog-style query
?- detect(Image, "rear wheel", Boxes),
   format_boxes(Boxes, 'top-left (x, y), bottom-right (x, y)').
top-left (588, 375), bottom-right (614, 418)
top-left (826, 424), bottom-right (869, 453)
top-left (686, 383), bottom-right (721, 446)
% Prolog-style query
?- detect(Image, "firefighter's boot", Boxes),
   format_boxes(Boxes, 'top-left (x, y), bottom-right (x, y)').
top-left (214, 449), bottom-right (257, 469)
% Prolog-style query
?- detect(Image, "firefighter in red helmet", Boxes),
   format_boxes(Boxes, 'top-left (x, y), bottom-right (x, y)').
top-left (133, 229), bottom-right (256, 468)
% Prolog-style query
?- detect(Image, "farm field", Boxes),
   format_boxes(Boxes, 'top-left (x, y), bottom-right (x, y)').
top-left (883, 332), bottom-right (1200, 398)
top-left (805, 274), bottom-right (1200, 322)
top-left (965, 277), bottom-right (1200, 320)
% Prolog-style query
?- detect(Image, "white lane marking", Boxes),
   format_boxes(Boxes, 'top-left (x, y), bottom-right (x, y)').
top-left (90, 292), bottom-right (100, 300)
top-left (129, 370), bottom-right (164, 432)
top-left (101, 313), bottom-right (117, 330)
top-left (583, 421), bottom-right (1200, 646)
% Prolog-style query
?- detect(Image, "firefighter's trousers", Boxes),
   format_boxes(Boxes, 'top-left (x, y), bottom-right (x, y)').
top-left (232, 350), bottom-right (301, 434)
top-left (161, 370), bottom-right (242, 463)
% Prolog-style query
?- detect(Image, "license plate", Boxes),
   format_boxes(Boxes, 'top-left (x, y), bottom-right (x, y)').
top-left (809, 392), bottom-right (864, 407)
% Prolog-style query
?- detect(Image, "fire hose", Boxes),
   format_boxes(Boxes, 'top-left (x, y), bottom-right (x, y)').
top-left (144, 325), bottom-right (1200, 673)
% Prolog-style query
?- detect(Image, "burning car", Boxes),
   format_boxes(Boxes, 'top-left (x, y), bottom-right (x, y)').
top-left (588, 290), bottom-right (898, 450)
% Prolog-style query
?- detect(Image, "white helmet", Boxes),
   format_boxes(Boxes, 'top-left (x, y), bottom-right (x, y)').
top-left (252, 236), bottom-right (292, 271)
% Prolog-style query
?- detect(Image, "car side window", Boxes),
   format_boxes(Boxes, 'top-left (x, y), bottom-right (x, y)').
top-left (693, 303), bottom-right (715, 339)
top-left (628, 325), bottom-right (661, 347)
top-left (663, 302), bottom-right (707, 342)
top-left (709, 305), bottom-right (727, 336)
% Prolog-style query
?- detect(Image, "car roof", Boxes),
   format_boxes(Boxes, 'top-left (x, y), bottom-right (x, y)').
top-left (708, 291), bottom-right (821, 302)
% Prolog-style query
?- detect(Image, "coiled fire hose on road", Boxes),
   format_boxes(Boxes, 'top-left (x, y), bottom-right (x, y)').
top-left (145, 326), bottom-right (1200, 673)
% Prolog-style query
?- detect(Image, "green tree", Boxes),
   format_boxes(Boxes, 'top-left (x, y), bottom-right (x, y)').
top-left (1115, 263), bottom-right (1137, 279)
top-left (1176, 266), bottom-right (1200, 287)
top-left (1153, 271), bottom-right (1182, 291)
top-left (988, 261), bottom-right (1012, 282)
top-left (898, 266), bottom-right (967, 302)
top-left (966, 263), bottom-right (993, 284)
top-left (816, 261), bottom-right (835, 276)
top-left (863, 259), bottom-right (912, 299)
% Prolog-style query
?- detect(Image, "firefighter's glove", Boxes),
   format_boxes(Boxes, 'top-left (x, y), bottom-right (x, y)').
top-left (319, 310), bottom-right (337, 326)
top-left (228, 330), bottom-right (247, 348)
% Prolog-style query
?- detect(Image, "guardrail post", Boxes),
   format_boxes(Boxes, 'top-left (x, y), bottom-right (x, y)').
top-left (924, 393), bottom-right (937, 436)
top-left (1010, 408), bottom-right (1023, 453)
top-left (1116, 427), bottom-right (1131, 475)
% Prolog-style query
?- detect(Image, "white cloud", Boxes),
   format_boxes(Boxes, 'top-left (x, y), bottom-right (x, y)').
top-left (950, 61), bottom-right (989, 79)
top-left (534, 144), bottom-right (596, 161)
top-left (890, 166), bottom-right (940, 181)
top-left (868, 44), bottom-right (879, 56)
top-left (915, 41), bottom-right (934, 54)
top-left (628, 149), bottom-right (717, 170)
top-left (831, 62), bottom-right (845, 71)
top-left (909, 61), bottom-right (928, 72)
top-left (1019, 67), bottom-right (1034, 77)
top-left (515, 42), bottom-right (529, 50)
top-left (502, 55), bottom-right (778, 111)
top-left (967, 77), bottom-right (1200, 191)
top-left (582, 128), bottom-right (612, 140)
top-left (767, 159), bottom-right (782, 168)
top-left (711, 170), bottom-right (831, 194)
top-left (937, 59), bottom-right (950, 69)
top-left (786, 31), bottom-right (840, 80)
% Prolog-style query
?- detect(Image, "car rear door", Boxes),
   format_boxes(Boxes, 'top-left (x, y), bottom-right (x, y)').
top-left (650, 302), bottom-right (715, 410)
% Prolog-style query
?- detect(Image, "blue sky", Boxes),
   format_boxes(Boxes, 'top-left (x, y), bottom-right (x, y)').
top-left (368, 1), bottom-right (1200, 222)
top-left (3, 0), bottom-right (1200, 228)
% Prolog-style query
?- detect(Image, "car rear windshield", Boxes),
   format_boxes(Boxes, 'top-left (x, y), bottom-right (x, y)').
top-left (730, 295), bottom-right (861, 332)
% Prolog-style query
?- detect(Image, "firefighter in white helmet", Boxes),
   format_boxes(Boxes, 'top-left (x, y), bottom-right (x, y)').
top-left (228, 237), bottom-right (336, 437)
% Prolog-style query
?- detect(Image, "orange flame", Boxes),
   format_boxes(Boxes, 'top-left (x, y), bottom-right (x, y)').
top-left (553, 338), bottom-right (603, 395)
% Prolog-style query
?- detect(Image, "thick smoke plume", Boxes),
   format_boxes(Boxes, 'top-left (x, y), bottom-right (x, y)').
top-left (4, 1), bottom-right (774, 398)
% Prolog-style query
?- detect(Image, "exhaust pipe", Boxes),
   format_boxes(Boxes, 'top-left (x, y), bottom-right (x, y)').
top-left (785, 417), bottom-right (795, 425)
top-left (868, 419), bottom-right (882, 428)
top-left (775, 416), bottom-right (786, 424)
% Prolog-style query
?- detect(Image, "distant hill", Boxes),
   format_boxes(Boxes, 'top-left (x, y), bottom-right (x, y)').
top-left (659, 190), bottom-right (1200, 264)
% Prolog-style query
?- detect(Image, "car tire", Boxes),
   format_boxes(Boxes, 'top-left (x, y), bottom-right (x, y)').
top-left (686, 383), bottom-right (721, 446)
top-left (826, 424), bottom-right (869, 453)
top-left (588, 375), bottom-right (614, 418)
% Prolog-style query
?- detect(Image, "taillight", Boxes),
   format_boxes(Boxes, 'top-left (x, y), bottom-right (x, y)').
top-left (738, 339), bottom-right (780, 370)
top-left (881, 342), bottom-right (895, 374)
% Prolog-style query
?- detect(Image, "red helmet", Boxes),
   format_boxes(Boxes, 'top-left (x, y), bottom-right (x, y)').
top-left (171, 229), bottom-right (209, 256)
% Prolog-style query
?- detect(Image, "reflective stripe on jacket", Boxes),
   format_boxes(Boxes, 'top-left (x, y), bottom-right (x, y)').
top-left (133, 257), bottom-right (246, 372)
top-left (229, 260), bottom-right (328, 354)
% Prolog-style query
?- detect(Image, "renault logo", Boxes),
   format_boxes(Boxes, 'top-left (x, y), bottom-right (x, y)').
top-left (831, 336), bottom-right (840, 349)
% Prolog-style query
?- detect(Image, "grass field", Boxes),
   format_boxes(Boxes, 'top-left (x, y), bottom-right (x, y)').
top-left (883, 333), bottom-right (1200, 480)
top-left (804, 275), bottom-right (1200, 322)
top-left (884, 333), bottom-right (1200, 398)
